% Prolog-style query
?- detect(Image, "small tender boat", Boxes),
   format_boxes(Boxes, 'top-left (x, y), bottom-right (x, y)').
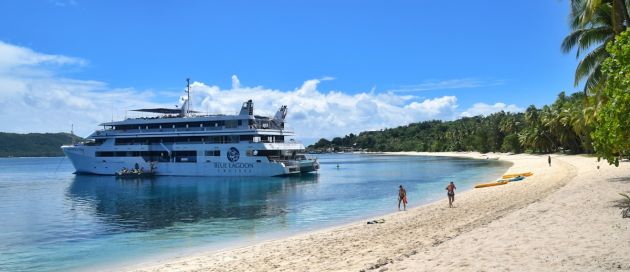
top-left (502, 172), bottom-right (533, 179)
top-left (474, 181), bottom-right (509, 188)
top-left (115, 167), bottom-right (156, 178)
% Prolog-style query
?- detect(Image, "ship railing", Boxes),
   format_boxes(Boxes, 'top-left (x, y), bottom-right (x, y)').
top-left (96, 125), bottom-right (295, 136)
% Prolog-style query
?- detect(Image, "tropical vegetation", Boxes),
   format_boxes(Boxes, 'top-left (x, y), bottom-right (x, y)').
top-left (563, 0), bottom-right (630, 164)
top-left (591, 30), bottom-right (630, 165)
top-left (309, 91), bottom-right (593, 154)
top-left (0, 132), bottom-right (81, 157)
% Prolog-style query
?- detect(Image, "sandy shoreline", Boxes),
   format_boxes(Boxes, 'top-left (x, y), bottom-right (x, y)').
top-left (124, 152), bottom-right (630, 272)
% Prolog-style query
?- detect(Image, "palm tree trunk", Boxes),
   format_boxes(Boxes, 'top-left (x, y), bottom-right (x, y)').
top-left (613, 0), bottom-right (630, 33)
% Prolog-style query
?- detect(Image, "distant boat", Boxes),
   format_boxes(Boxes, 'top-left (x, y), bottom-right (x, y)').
top-left (115, 171), bottom-right (155, 178)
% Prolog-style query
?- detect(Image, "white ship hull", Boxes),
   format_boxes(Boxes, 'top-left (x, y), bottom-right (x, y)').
top-left (62, 142), bottom-right (318, 177)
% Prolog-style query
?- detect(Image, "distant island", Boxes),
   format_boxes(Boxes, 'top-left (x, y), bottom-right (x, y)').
top-left (0, 132), bottom-right (83, 157)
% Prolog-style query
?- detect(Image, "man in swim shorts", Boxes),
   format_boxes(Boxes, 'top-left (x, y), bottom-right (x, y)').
top-left (446, 181), bottom-right (456, 208)
top-left (398, 185), bottom-right (407, 211)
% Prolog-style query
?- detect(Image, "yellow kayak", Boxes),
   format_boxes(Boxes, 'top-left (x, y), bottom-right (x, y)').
top-left (502, 172), bottom-right (533, 179)
top-left (474, 181), bottom-right (509, 188)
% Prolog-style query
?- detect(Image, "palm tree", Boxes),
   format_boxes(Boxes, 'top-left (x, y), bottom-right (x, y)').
top-left (520, 105), bottom-right (555, 152)
top-left (580, 0), bottom-right (630, 34)
top-left (562, 0), bottom-right (616, 94)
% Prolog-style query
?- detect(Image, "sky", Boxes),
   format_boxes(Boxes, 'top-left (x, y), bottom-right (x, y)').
top-left (0, 0), bottom-right (580, 144)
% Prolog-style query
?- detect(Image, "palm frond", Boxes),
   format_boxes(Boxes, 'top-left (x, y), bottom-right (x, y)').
top-left (583, 64), bottom-right (606, 94)
top-left (578, 26), bottom-right (614, 52)
top-left (574, 45), bottom-right (609, 86)
top-left (583, 0), bottom-right (605, 25)
top-left (562, 29), bottom-right (585, 55)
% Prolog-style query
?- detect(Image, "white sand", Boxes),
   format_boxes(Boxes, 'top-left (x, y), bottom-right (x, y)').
top-left (125, 153), bottom-right (630, 272)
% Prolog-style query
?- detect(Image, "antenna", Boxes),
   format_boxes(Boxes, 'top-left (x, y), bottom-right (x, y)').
top-left (186, 78), bottom-right (191, 115)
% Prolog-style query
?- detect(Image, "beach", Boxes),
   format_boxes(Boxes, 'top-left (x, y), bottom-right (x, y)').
top-left (126, 153), bottom-right (630, 272)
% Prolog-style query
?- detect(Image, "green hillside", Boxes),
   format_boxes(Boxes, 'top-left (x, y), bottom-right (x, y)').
top-left (0, 132), bottom-right (83, 157)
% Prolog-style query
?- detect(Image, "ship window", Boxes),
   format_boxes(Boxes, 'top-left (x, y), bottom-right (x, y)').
top-left (225, 120), bottom-right (238, 128)
top-left (204, 150), bottom-right (220, 156)
top-left (225, 135), bottom-right (239, 143)
top-left (238, 120), bottom-right (242, 126)
top-left (240, 135), bottom-right (253, 142)
top-left (207, 136), bottom-right (222, 144)
top-left (96, 151), bottom-right (114, 157)
top-left (173, 151), bottom-right (197, 163)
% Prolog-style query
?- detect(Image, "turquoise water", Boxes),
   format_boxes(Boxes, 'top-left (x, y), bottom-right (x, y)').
top-left (0, 154), bottom-right (509, 271)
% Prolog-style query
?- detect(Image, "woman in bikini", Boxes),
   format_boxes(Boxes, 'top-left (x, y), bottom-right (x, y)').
top-left (446, 181), bottom-right (456, 208)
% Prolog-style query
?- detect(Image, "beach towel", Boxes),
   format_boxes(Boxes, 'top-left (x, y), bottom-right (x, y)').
top-left (403, 196), bottom-right (407, 204)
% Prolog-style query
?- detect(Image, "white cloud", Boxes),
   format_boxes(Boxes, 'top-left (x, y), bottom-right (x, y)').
top-left (387, 78), bottom-right (504, 92)
top-left (0, 41), bottom-right (521, 143)
top-left (460, 102), bottom-right (524, 117)
top-left (189, 76), bottom-right (459, 141)
top-left (0, 41), bottom-right (85, 72)
top-left (0, 42), bottom-right (159, 136)
top-left (231, 74), bottom-right (240, 89)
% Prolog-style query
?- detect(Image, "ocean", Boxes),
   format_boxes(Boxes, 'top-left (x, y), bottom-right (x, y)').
top-left (0, 154), bottom-right (509, 271)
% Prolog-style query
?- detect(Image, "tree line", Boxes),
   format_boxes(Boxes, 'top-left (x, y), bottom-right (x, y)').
top-left (0, 132), bottom-right (82, 157)
top-left (309, 91), bottom-right (593, 155)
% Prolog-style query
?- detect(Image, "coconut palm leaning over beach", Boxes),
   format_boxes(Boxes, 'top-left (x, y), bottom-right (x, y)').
top-left (562, 0), bottom-right (618, 94)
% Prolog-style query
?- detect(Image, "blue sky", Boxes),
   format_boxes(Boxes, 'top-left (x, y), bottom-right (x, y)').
top-left (0, 0), bottom-right (579, 142)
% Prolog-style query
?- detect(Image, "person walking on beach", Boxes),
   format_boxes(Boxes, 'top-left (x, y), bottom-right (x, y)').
top-left (398, 185), bottom-right (407, 211)
top-left (548, 155), bottom-right (551, 167)
top-left (446, 182), bottom-right (456, 208)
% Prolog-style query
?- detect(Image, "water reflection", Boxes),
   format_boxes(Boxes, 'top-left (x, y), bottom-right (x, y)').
top-left (66, 174), bottom-right (319, 232)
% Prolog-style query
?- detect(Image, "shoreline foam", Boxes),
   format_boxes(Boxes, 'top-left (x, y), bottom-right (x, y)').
top-left (124, 152), bottom-right (630, 272)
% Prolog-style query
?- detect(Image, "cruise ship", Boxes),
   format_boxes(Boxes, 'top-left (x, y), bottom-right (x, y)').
top-left (61, 81), bottom-right (319, 177)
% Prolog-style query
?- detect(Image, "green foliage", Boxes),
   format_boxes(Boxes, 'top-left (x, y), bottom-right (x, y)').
top-left (0, 132), bottom-right (81, 157)
top-left (592, 29), bottom-right (630, 165)
top-left (308, 91), bottom-right (594, 154)
top-left (563, 0), bottom-right (616, 93)
top-left (501, 134), bottom-right (521, 153)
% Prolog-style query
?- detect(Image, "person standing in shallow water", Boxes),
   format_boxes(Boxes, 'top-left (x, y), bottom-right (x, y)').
top-left (446, 182), bottom-right (456, 208)
top-left (548, 155), bottom-right (551, 167)
top-left (398, 185), bottom-right (407, 211)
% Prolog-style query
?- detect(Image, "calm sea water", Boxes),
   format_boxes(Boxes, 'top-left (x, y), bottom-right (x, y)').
top-left (0, 154), bottom-right (509, 271)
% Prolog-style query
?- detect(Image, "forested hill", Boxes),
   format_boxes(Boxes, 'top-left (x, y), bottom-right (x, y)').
top-left (0, 132), bottom-right (83, 157)
top-left (309, 91), bottom-right (594, 154)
